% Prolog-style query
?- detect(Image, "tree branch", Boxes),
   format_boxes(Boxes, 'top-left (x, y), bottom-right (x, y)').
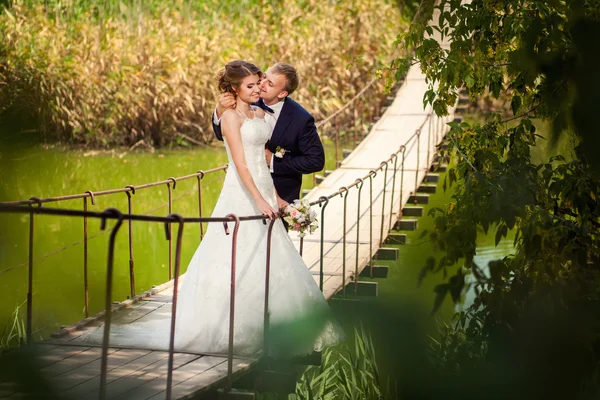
top-left (502, 80), bottom-right (567, 123)
top-left (554, 206), bottom-right (600, 230)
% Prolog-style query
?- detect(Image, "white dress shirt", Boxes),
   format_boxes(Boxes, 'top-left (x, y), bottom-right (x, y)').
top-left (213, 100), bottom-right (285, 173)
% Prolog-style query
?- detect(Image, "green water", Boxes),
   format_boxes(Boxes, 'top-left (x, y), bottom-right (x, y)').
top-left (341, 164), bottom-right (514, 329)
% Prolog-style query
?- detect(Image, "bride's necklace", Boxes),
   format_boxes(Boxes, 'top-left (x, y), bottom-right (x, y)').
top-left (235, 107), bottom-right (254, 120)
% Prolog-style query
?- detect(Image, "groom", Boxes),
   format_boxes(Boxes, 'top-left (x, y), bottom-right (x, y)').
top-left (212, 62), bottom-right (325, 210)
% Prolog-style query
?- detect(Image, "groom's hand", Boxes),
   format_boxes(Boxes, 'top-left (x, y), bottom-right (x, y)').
top-left (216, 93), bottom-right (236, 119)
top-left (277, 197), bottom-right (289, 212)
top-left (265, 148), bottom-right (273, 167)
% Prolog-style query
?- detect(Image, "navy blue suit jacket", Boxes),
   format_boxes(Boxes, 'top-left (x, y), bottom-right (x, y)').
top-left (212, 98), bottom-right (325, 203)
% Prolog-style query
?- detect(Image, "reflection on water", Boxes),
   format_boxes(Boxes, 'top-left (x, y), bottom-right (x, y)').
top-left (460, 237), bottom-right (514, 310)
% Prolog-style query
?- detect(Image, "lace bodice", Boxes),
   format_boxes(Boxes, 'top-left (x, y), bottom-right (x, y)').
top-left (223, 117), bottom-right (270, 166)
top-left (222, 117), bottom-right (276, 207)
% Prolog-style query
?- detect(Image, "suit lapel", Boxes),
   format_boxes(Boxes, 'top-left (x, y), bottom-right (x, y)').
top-left (270, 98), bottom-right (293, 146)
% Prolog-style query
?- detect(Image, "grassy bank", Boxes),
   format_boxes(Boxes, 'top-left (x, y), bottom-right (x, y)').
top-left (0, 0), bottom-right (404, 147)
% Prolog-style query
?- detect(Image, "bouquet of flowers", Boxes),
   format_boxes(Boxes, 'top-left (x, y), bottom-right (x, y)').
top-left (283, 199), bottom-right (318, 237)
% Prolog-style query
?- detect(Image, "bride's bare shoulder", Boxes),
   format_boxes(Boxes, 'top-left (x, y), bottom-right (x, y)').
top-left (221, 109), bottom-right (243, 126)
top-left (222, 108), bottom-right (239, 121)
top-left (221, 109), bottom-right (242, 137)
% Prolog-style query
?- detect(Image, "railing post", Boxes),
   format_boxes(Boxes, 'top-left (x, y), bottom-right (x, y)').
top-left (388, 154), bottom-right (399, 231)
top-left (427, 112), bottom-right (433, 168)
top-left (340, 187), bottom-right (349, 296)
top-left (125, 186), bottom-right (136, 298)
top-left (224, 213), bottom-right (241, 394)
top-left (379, 160), bottom-right (390, 247)
top-left (354, 179), bottom-right (364, 295)
top-left (398, 146), bottom-right (406, 219)
top-left (414, 129), bottom-right (421, 192)
top-left (318, 196), bottom-right (330, 292)
top-left (83, 191), bottom-right (95, 319)
top-left (99, 208), bottom-right (125, 400)
top-left (166, 177), bottom-right (177, 280)
top-left (263, 218), bottom-right (277, 361)
top-left (196, 171), bottom-right (205, 241)
top-left (368, 171), bottom-right (376, 277)
top-left (26, 197), bottom-right (41, 345)
top-left (164, 214), bottom-right (185, 400)
top-left (379, 161), bottom-right (389, 247)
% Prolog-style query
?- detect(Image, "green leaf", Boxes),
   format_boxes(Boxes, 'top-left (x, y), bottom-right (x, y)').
top-left (511, 95), bottom-right (522, 116)
top-left (465, 74), bottom-right (475, 88)
top-left (431, 283), bottom-right (449, 314)
top-left (495, 223), bottom-right (507, 246)
top-left (448, 168), bottom-right (457, 186)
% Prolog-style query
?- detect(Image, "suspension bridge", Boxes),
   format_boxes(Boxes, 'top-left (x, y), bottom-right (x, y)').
top-left (0, 21), bottom-right (460, 400)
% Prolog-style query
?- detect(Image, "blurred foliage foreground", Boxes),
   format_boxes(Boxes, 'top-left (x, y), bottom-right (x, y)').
top-left (0, 0), bottom-right (402, 148)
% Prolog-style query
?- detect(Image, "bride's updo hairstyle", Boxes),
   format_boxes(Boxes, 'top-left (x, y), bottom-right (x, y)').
top-left (217, 60), bottom-right (263, 95)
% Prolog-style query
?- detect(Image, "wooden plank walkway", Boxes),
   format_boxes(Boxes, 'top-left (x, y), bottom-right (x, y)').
top-left (0, 281), bottom-right (255, 399)
top-left (2, 14), bottom-right (456, 397)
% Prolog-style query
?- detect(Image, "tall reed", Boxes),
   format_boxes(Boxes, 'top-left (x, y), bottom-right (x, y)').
top-left (0, 0), bottom-right (404, 147)
top-left (292, 325), bottom-right (389, 399)
top-left (0, 301), bottom-right (26, 352)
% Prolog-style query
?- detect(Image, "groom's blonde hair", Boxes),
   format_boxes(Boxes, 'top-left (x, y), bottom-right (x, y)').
top-left (271, 62), bottom-right (299, 96)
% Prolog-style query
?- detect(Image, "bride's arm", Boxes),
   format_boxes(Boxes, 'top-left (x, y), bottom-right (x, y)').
top-left (222, 110), bottom-right (277, 219)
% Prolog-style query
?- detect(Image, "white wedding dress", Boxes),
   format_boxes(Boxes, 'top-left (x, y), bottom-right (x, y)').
top-left (88, 116), bottom-right (345, 358)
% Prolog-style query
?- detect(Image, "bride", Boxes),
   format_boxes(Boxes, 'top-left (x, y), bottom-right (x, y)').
top-left (97, 61), bottom-right (345, 358)
top-left (173, 60), bottom-right (345, 357)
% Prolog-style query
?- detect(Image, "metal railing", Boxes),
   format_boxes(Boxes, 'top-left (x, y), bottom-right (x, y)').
top-left (0, 107), bottom-right (452, 398)
top-left (301, 110), bottom-right (452, 294)
top-left (1, 165), bottom-right (228, 328)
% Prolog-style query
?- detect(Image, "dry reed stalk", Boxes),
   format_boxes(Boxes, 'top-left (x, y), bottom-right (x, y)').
top-left (0, 0), bottom-right (405, 147)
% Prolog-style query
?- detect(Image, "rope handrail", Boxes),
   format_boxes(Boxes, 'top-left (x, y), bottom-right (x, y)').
top-left (0, 204), bottom-right (278, 224)
top-left (0, 165), bottom-right (229, 206)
